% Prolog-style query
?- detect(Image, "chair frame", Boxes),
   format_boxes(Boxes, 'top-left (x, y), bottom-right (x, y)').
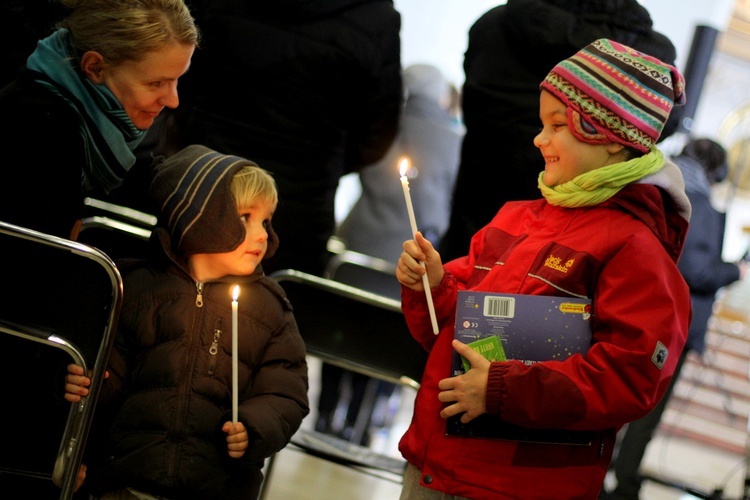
top-left (0, 221), bottom-right (123, 499)
top-left (259, 269), bottom-right (427, 499)
top-left (272, 268), bottom-right (424, 389)
top-left (323, 247), bottom-right (401, 301)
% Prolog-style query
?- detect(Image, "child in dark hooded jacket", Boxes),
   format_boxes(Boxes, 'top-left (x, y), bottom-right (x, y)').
top-left (65, 145), bottom-right (309, 500)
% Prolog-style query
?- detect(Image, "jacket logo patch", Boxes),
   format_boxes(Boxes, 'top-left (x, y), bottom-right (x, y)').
top-left (651, 341), bottom-right (668, 370)
top-left (544, 255), bottom-right (575, 273)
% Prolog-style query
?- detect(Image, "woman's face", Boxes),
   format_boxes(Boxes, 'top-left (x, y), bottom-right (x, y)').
top-left (87, 43), bottom-right (195, 130)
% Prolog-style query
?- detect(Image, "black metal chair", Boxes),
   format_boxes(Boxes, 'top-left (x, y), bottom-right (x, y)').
top-left (0, 221), bottom-right (123, 499)
top-left (322, 248), bottom-right (404, 444)
top-left (259, 269), bottom-right (427, 499)
top-left (77, 197), bottom-right (155, 260)
top-left (323, 249), bottom-right (401, 301)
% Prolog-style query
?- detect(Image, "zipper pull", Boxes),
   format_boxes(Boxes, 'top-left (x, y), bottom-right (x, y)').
top-left (209, 327), bottom-right (221, 356)
top-left (195, 281), bottom-right (204, 307)
top-left (208, 324), bottom-right (221, 376)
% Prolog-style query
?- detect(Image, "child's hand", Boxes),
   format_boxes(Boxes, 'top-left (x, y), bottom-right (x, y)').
top-left (64, 364), bottom-right (91, 403)
top-left (64, 364), bottom-right (109, 403)
top-left (396, 231), bottom-right (444, 291)
top-left (222, 421), bottom-right (248, 458)
top-left (437, 340), bottom-right (489, 423)
top-left (75, 463), bottom-right (87, 492)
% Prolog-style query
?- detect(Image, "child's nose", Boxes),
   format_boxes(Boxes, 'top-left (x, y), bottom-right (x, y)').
top-left (533, 130), bottom-right (546, 148)
top-left (254, 226), bottom-right (268, 242)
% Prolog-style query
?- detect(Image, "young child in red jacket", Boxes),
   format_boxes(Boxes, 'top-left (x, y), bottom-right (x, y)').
top-left (396, 38), bottom-right (692, 499)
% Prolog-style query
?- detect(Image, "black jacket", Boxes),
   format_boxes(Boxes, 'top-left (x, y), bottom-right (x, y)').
top-left (0, 70), bottom-right (88, 237)
top-left (675, 156), bottom-right (741, 353)
top-left (174, 0), bottom-right (403, 274)
top-left (440, 0), bottom-right (682, 261)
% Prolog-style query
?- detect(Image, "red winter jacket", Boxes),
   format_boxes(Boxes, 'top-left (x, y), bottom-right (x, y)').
top-left (399, 179), bottom-right (691, 499)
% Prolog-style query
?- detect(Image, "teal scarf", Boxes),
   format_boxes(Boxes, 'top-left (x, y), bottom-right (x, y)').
top-left (538, 148), bottom-right (665, 207)
top-left (26, 29), bottom-right (146, 193)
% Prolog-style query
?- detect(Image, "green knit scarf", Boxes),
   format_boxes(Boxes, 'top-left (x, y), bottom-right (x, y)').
top-left (538, 148), bottom-right (664, 207)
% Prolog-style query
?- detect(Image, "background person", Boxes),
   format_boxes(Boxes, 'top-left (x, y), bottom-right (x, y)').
top-left (0, 0), bottom-right (68, 87)
top-left (603, 138), bottom-right (747, 500)
top-left (336, 63), bottom-right (463, 262)
top-left (171, 0), bottom-right (403, 276)
top-left (321, 63), bottom-right (463, 444)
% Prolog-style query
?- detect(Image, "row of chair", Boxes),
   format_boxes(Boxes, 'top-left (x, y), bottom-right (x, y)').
top-left (0, 199), bottom-right (426, 499)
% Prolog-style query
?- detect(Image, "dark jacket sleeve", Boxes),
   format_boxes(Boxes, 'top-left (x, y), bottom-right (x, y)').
top-left (677, 194), bottom-right (741, 295)
top-left (238, 279), bottom-right (309, 462)
top-left (343, 6), bottom-right (403, 171)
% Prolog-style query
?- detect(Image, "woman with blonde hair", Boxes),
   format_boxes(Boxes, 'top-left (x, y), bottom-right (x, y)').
top-left (0, 0), bottom-right (199, 239)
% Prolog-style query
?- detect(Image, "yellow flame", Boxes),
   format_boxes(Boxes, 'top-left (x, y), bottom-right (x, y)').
top-left (398, 156), bottom-right (410, 177)
top-left (232, 285), bottom-right (240, 301)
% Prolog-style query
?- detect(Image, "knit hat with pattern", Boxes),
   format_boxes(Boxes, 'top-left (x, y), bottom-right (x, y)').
top-left (540, 38), bottom-right (686, 153)
top-left (150, 144), bottom-right (279, 257)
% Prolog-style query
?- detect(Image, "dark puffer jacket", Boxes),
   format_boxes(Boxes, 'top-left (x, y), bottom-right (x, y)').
top-left (86, 145), bottom-right (309, 499)
top-left (88, 231), bottom-right (309, 499)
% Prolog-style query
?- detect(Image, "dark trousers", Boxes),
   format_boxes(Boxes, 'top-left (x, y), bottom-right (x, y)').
top-left (607, 349), bottom-right (689, 499)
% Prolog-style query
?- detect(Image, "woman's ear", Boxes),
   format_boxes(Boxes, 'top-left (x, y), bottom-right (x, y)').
top-left (80, 51), bottom-right (106, 83)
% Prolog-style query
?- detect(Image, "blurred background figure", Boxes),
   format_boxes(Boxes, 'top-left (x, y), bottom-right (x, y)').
top-left (0, 0), bottom-right (68, 87)
top-left (172, 0), bottom-right (403, 276)
top-left (322, 63), bottom-right (463, 446)
top-left (603, 137), bottom-right (747, 500)
top-left (439, 0), bottom-right (684, 262)
top-left (336, 63), bottom-right (463, 261)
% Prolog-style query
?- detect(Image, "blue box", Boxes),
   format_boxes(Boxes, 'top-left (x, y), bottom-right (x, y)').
top-left (447, 291), bottom-right (594, 445)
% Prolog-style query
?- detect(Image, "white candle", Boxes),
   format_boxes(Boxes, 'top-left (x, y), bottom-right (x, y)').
top-left (231, 285), bottom-right (240, 423)
top-left (399, 157), bottom-right (439, 335)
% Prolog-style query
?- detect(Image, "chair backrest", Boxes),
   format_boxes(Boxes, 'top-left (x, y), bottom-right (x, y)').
top-left (83, 197), bottom-right (157, 228)
top-left (323, 249), bottom-right (401, 301)
top-left (0, 221), bottom-right (122, 499)
top-left (259, 270), bottom-right (425, 499)
top-left (78, 216), bottom-right (152, 261)
top-left (78, 197), bottom-right (155, 261)
top-left (270, 269), bottom-right (426, 389)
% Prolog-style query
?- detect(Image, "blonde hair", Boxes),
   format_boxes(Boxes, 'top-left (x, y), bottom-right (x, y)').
top-left (231, 166), bottom-right (278, 210)
top-left (58, 0), bottom-right (199, 64)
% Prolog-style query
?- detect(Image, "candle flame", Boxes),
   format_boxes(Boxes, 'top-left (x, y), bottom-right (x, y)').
top-left (232, 285), bottom-right (240, 301)
top-left (398, 157), bottom-right (410, 177)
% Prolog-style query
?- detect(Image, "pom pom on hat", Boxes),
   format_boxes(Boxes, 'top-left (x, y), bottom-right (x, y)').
top-left (540, 38), bottom-right (686, 153)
